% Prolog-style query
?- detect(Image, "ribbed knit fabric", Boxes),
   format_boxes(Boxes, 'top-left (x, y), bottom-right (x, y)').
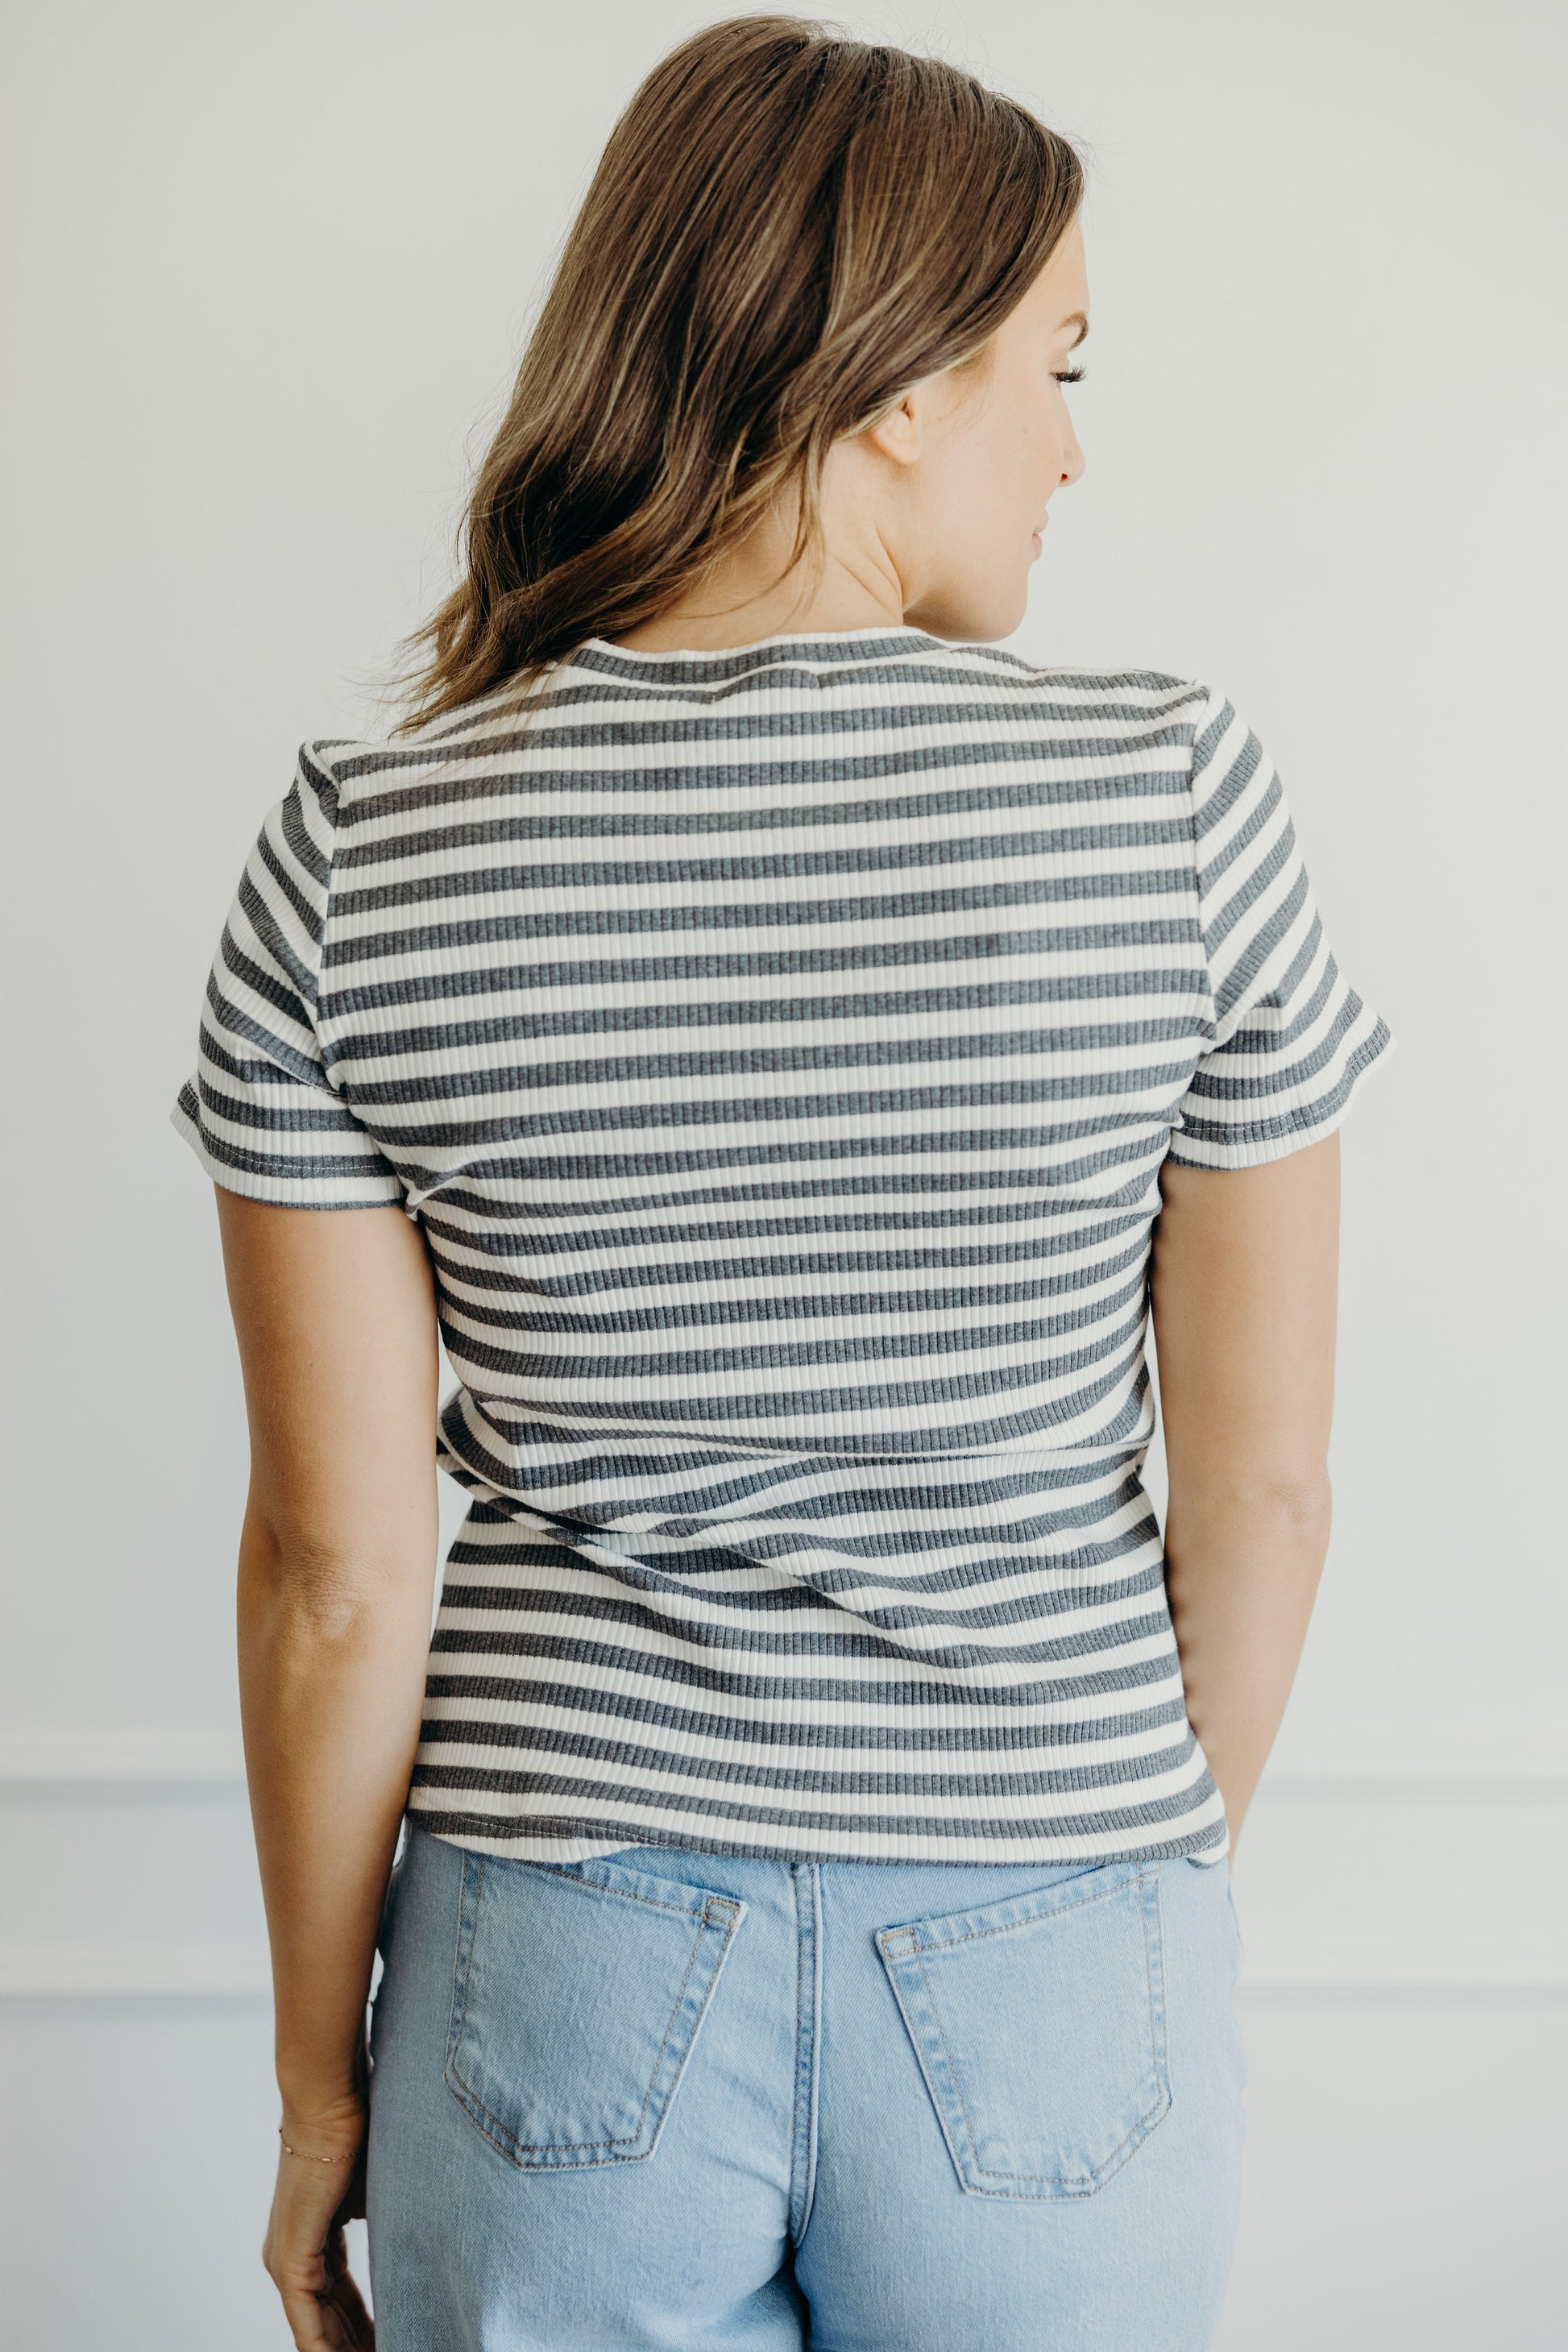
top-left (171, 625), bottom-right (1391, 1866)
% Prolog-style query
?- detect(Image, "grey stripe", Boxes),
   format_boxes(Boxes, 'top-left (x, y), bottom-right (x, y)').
top-left (325, 933), bottom-right (1207, 1012)
top-left (326, 972), bottom-right (1205, 1056)
top-left (421, 1676), bottom-right (1188, 1746)
top-left (333, 789), bottom-right (1197, 861)
top-left (414, 1735), bottom-right (1197, 1800)
top-left (332, 828), bottom-right (1199, 915)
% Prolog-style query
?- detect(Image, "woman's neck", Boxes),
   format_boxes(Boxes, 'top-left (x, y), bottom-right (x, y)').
top-left (608, 497), bottom-right (907, 653)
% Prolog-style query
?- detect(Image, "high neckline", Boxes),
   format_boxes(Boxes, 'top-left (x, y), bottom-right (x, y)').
top-left (578, 623), bottom-right (947, 664)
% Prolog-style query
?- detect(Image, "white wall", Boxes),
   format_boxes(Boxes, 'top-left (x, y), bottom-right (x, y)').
top-left (2, 2), bottom-right (1563, 2342)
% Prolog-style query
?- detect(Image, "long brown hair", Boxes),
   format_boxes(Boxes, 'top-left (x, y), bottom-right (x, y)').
top-left (385, 15), bottom-right (1083, 736)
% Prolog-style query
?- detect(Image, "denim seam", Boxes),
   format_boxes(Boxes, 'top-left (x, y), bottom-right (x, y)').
top-left (789, 1864), bottom-right (822, 2246)
top-left (898, 1861), bottom-right (1166, 2192)
top-left (445, 1852), bottom-right (483, 2089)
top-left (806, 1865), bottom-right (823, 2238)
top-left (1145, 1864), bottom-right (1165, 2089)
top-left (488, 1856), bottom-right (721, 1923)
top-left (446, 1877), bottom-right (737, 2161)
top-left (886, 1864), bottom-right (1134, 1959)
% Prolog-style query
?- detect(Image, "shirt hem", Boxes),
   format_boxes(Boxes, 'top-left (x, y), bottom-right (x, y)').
top-left (402, 1799), bottom-right (1231, 1871)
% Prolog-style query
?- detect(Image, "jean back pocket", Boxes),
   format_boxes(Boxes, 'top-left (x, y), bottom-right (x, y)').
top-left (445, 1850), bottom-right (746, 2170)
top-left (877, 1859), bottom-right (1170, 2200)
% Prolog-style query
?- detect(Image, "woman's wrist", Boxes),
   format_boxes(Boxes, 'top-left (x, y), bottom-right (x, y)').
top-left (277, 2125), bottom-right (363, 2167)
top-left (277, 2077), bottom-right (368, 2151)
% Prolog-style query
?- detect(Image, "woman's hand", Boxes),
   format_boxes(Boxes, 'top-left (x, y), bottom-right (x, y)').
top-left (263, 2100), bottom-right (373, 2350)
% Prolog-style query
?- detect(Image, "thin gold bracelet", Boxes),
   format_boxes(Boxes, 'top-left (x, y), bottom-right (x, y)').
top-left (278, 2128), bottom-right (360, 2166)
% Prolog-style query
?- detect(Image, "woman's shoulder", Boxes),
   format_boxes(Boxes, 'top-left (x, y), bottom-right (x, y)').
top-left (287, 654), bottom-right (1230, 833)
top-left (906, 642), bottom-right (1222, 771)
top-left (285, 698), bottom-right (517, 828)
top-left (927, 639), bottom-right (1213, 713)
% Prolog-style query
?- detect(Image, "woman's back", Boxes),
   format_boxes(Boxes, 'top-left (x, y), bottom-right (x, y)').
top-left (173, 623), bottom-right (1384, 1864)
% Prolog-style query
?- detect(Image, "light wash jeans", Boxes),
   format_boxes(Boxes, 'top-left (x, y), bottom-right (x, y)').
top-left (367, 1818), bottom-right (1247, 2350)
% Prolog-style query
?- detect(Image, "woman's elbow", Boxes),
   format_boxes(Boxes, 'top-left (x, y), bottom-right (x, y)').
top-left (236, 1511), bottom-right (402, 1645)
top-left (1170, 1465), bottom-right (1334, 1539)
top-left (1259, 1473), bottom-right (1334, 1535)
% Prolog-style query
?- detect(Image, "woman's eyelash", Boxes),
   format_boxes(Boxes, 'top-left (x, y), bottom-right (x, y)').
top-left (1053, 367), bottom-right (1086, 384)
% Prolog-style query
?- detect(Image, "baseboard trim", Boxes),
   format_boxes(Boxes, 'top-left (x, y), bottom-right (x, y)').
top-left (0, 1731), bottom-right (245, 1785)
top-left (1235, 1980), bottom-right (1568, 2008)
top-left (0, 1943), bottom-right (271, 2000)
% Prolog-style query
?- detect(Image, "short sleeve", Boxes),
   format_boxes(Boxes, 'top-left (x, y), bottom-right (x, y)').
top-left (168, 744), bottom-right (407, 1209)
top-left (1168, 687), bottom-right (1394, 1170)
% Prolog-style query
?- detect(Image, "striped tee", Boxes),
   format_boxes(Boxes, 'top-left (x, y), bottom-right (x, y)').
top-left (171, 624), bottom-right (1392, 1869)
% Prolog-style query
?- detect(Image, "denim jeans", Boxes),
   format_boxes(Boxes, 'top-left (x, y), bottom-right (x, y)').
top-left (367, 1819), bottom-right (1247, 2350)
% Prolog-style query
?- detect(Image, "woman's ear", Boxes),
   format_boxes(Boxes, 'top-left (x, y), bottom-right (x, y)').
top-left (860, 388), bottom-right (925, 468)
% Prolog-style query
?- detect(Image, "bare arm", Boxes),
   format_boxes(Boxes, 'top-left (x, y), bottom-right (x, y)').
top-left (1150, 1132), bottom-right (1340, 1860)
top-left (216, 1188), bottom-right (440, 2349)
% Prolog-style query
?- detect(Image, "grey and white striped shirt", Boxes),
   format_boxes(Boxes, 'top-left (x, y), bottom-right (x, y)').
top-left (172, 625), bottom-right (1391, 1867)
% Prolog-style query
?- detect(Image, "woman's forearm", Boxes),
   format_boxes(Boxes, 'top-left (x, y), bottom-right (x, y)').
top-left (238, 1509), bottom-right (437, 2126)
top-left (1163, 1478), bottom-right (1333, 1852)
top-left (1149, 1140), bottom-right (1342, 1857)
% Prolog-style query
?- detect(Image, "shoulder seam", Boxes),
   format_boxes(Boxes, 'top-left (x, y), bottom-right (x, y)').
top-left (295, 739), bottom-right (348, 1060)
top-left (1181, 692), bottom-right (1219, 1044)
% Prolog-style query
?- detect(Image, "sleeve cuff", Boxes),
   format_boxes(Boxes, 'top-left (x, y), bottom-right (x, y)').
top-left (168, 1089), bottom-right (409, 1210)
top-left (1164, 1018), bottom-right (1395, 1171)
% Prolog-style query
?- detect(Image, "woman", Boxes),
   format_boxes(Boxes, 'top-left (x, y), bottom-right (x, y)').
top-left (172, 16), bottom-right (1390, 2350)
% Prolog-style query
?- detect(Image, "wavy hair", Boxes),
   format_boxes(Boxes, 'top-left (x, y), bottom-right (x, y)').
top-left (386, 15), bottom-right (1083, 735)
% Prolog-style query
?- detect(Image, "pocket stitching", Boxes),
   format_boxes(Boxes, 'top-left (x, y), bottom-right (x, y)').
top-left (886, 1862), bottom-right (1170, 2195)
top-left (882, 1862), bottom-right (1139, 1961)
top-left (487, 1854), bottom-right (731, 1924)
top-left (446, 1878), bottom-right (740, 2165)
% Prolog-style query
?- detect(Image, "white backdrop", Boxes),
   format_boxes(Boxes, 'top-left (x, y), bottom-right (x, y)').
top-left (3, 2), bottom-right (1564, 2342)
